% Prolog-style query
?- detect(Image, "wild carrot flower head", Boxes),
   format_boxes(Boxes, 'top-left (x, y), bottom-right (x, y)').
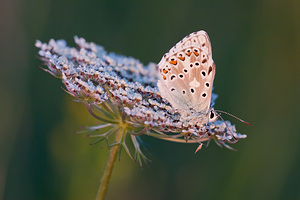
top-left (35, 36), bottom-right (247, 166)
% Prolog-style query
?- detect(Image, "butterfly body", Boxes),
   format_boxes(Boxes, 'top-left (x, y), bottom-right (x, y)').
top-left (157, 31), bottom-right (217, 125)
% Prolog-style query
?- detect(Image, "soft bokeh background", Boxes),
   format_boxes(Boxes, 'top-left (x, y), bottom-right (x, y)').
top-left (1, 0), bottom-right (300, 199)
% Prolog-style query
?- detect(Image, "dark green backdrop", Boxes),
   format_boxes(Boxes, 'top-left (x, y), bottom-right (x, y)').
top-left (1, 0), bottom-right (300, 199)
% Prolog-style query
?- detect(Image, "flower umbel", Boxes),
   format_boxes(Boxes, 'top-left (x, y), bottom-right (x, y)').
top-left (36, 36), bottom-right (247, 166)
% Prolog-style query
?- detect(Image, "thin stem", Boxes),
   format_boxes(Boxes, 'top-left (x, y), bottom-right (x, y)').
top-left (96, 128), bottom-right (124, 200)
top-left (147, 132), bottom-right (210, 143)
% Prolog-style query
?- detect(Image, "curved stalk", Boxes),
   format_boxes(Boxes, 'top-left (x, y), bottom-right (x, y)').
top-left (147, 132), bottom-right (210, 143)
top-left (96, 128), bottom-right (123, 200)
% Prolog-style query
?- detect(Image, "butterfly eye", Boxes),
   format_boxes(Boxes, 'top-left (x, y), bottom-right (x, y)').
top-left (210, 111), bottom-right (214, 119)
top-left (208, 110), bottom-right (218, 122)
top-left (185, 48), bottom-right (192, 56)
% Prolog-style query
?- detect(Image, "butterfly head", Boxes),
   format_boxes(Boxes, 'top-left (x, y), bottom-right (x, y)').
top-left (208, 108), bottom-right (218, 123)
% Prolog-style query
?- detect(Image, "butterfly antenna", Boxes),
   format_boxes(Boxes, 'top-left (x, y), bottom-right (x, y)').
top-left (215, 112), bottom-right (238, 142)
top-left (215, 110), bottom-right (252, 126)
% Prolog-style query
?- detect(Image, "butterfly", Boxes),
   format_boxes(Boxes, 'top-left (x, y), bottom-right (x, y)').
top-left (157, 31), bottom-right (218, 125)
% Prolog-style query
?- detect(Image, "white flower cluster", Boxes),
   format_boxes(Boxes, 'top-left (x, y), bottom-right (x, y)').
top-left (36, 36), bottom-right (246, 149)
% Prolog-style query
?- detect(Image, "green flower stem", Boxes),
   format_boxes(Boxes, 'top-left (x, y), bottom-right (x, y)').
top-left (96, 128), bottom-right (123, 200)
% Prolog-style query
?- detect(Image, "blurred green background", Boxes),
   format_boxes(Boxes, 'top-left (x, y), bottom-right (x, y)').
top-left (1, 0), bottom-right (300, 199)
